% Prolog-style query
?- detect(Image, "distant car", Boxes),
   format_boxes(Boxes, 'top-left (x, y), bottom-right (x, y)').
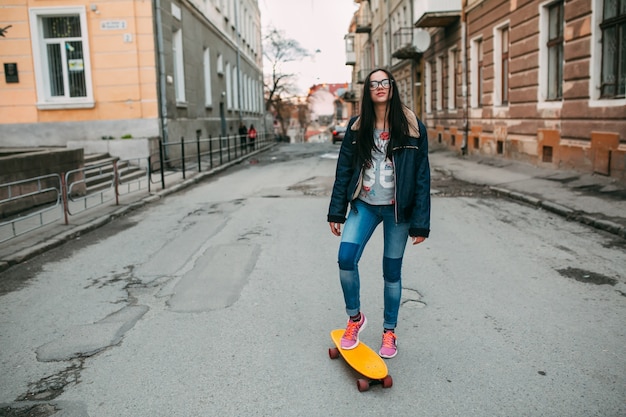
top-left (331, 125), bottom-right (347, 144)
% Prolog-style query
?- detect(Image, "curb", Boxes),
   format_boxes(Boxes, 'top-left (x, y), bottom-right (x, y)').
top-left (490, 186), bottom-right (626, 239)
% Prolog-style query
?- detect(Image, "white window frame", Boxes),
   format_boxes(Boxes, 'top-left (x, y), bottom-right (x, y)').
top-left (448, 47), bottom-right (458, 110)
top-left (424, 61), bottom-right (432, 114)
top-left (203, 47), bottom-right (212, 108)
top-left (470, 36), bottom-right (483, 108)
top-left (538, 1), bottom-right (564, 109)
top-left (216, 53), bottom-right (224, 75)
top-left (29, 6), bottom-right (94, 109)
top-left (589, 0), bottom-right (626, 107)
top-left (172, 28), bottom-right (186, 104)
top-left (232, 65), bottom-right (239, 110)
top-left (493, 21), bottom-right (510, 107)
top-left (374, 39), bottom-right (380, 67)
top-left (436, 55), bottom-right (444, 111)
top-left (225, 61), bottom-right (232, 110)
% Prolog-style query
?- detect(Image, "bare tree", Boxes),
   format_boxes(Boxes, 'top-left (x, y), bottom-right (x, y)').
top-left (263, 27), bottom-right (309, 139)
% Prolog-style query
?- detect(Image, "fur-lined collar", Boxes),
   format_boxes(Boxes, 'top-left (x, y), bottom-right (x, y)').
top-left (350, 107), bottom-right (420, 138)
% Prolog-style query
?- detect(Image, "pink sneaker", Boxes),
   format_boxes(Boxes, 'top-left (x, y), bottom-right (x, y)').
top-left (379, 331), bottom-right (397, 358)
top-left (340, 313), bottom-right (367, 349)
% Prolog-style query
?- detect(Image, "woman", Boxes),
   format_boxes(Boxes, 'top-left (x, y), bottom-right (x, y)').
top-left (238, 122), bottom-right (248, 152)
top-left (247, 124), bottom-right (257, 150)
top-left (327, 68), bottom-right (431, 358)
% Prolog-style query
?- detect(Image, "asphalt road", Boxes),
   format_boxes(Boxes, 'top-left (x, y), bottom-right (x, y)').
top-left (1, 143), bottom-right (624, 417)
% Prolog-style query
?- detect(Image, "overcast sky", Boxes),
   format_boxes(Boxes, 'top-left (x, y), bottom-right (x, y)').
top-left (259, 0), bottom-right (359, 94)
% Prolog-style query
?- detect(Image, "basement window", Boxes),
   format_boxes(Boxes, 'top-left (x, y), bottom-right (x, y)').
top-left (497, 140), bottom-right (504, 154)
top-left (542, 146), bottom-right (553, 163)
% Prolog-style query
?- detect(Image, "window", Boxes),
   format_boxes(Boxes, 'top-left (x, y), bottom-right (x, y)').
top-left (374, 39), bottom-right (380, 67)
top-left (424, 61), bottom-right (432, 113)
top-left (494, 24), bottom-right (510, 106)
top-left (232, 65), bottom-right (239, 110)
top-left (600, 0), bottom-right (625, 98)
top-left (539, 1), bottom-right (564, 105)
top-left (29, 7), bottom-right (94, 109)
top-left (225, 62), bottom-right (231, 109)
top-left (345, 35), bottom-right (354, 53)
top-left (203, 48), bottom-right (212, 107)
top-left (471, 37), bottom-right (484, 107)
top-left (501, 27), bottom-right (509, 105)
top-left (547, 2), bottom-right (564, 100)
top-left (436, 55), bottom-right (444, 110)
top-left (216, 53), bottom-right (224, 75)
top-left (172, 28), bottom-right (185, 103)
top-left (448, 48), bottom-right (458, 110)
top-left (383, 31), bottom-right (389, 64)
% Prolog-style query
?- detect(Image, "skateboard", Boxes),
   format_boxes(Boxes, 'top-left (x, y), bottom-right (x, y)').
top-left (329, 329), bottom-right (393, 392)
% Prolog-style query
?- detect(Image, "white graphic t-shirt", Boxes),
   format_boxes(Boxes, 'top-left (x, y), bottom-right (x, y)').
top-left (359, 129), bottom-right (395, 205)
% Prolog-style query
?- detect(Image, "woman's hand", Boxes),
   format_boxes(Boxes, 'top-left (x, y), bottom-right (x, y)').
top-left (329, 222), bottom-right (342, 237)
top-left (411, 236), bottom-right (426, 245)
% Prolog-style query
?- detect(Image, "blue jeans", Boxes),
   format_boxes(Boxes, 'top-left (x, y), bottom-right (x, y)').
top-left (337, 199), bottom-right (410, 329)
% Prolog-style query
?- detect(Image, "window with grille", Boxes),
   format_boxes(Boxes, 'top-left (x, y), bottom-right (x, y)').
top-left (29, 7), bottom-right (93, 108)
top-left (501, 27), bottom-right (509, 105)
top-left (493, 23), bottom-right (510, 106)
top-left (600, 0), bottom-right (625, 98)
top-left (547, 2), bottom-right (564, 100)
top-left (471, 37), bottom-right (483, 108)
top-left (424, 61), bottom-right (432, 113)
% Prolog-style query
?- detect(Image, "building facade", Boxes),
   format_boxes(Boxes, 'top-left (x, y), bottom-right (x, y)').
top-left (0, 0), bottom-right (264, 149)
top-left (346, 0), bottom-right (625, 181)
top-left (345, 0), bottom-right (425, 118)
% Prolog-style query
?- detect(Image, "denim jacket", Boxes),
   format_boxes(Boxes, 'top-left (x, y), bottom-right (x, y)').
top-left (327, 109), bottom-right (431, 238)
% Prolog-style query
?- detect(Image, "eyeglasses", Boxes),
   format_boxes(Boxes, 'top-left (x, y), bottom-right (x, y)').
top-left (369, 79), bottom-right (392, 90)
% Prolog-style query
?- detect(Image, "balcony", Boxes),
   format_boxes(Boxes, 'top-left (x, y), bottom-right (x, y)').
top-left (414, 0), bottom-right (461, 28)
top-left (357, 68), bottom-right (372, 84)
top-left (345, 51), bottom-right (356, 66)
top-left (345, 34), bottom-right (356, 66)
top-left (355, 7), bottom-right (371, 33)
top-left (392, 28), bottom-right (425, 60)
top-left (341, 90), bottom-right (358, 103)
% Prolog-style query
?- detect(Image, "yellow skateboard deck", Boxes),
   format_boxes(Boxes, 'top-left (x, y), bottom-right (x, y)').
top-left (329, 329), bottom-right (392, 391)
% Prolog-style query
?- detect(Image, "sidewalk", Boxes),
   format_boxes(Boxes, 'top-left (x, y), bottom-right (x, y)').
top-left (429, 148), bottom-right (626, 239)
top-left (1, 146), bottom-right (625, 273)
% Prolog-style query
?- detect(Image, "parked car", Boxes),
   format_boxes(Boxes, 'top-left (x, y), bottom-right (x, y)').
top-left (331, 125), bottom-right (347, 144)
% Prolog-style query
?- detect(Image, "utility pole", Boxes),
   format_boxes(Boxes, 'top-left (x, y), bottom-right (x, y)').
top-left (461, 0), bottom-right (469, 155)
top-left (234, 0), bottom-right (243, 124)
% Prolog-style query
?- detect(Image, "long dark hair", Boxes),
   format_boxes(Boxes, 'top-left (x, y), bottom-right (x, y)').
top-left (355, 68), bottom-right (410, 163)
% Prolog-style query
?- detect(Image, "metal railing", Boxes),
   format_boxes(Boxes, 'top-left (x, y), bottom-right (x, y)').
top-left (0, 131), bottom-right (274, 243)
top-left (0, 174), bottom-right (63, 243)
top-left (151, 131), bottom-right (270, 189)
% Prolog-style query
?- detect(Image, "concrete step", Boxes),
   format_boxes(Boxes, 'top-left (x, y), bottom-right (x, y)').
top-left (83, 153), bottom-right (147, 193)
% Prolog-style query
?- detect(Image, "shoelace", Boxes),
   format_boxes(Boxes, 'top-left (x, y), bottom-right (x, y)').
top-left (343, 320), bottom-right (360, 340)
top-left (382, 332), bottom-right (396, 348)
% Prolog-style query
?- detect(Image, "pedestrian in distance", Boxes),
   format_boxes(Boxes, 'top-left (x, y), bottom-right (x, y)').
top-left (248, 124), bottom-right (257, 150)
top-left (327, 68), bottom-right (431, 359)
top-left (238, 122), bottom-right (248, 152)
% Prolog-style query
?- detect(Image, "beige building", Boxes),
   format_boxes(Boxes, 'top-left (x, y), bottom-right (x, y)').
top-left (345, 0), bottom-right (625, 181)
top-left (0, 0), bottom-right (265, 151)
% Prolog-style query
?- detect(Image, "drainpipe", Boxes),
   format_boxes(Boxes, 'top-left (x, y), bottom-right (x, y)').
top-left (461, 0), bottom-right (469, 155)
top-left (153, 0), bottom-right (168, 156)
top-left (386, 0), bottom-right (392, 68)
top-left (234, 0), bottom-right (243, 124)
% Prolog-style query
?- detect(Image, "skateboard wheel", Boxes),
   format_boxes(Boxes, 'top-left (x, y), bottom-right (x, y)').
top-left (328, 347), bottom-right (340, 359)
top-left (357, 379), bottom-right (370, 392)
top-left (382, 375), bottom-right (393, 388)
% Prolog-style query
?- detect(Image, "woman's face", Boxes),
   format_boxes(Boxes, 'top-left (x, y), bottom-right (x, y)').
top-left (368, 71), bottom-right (393, 104)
